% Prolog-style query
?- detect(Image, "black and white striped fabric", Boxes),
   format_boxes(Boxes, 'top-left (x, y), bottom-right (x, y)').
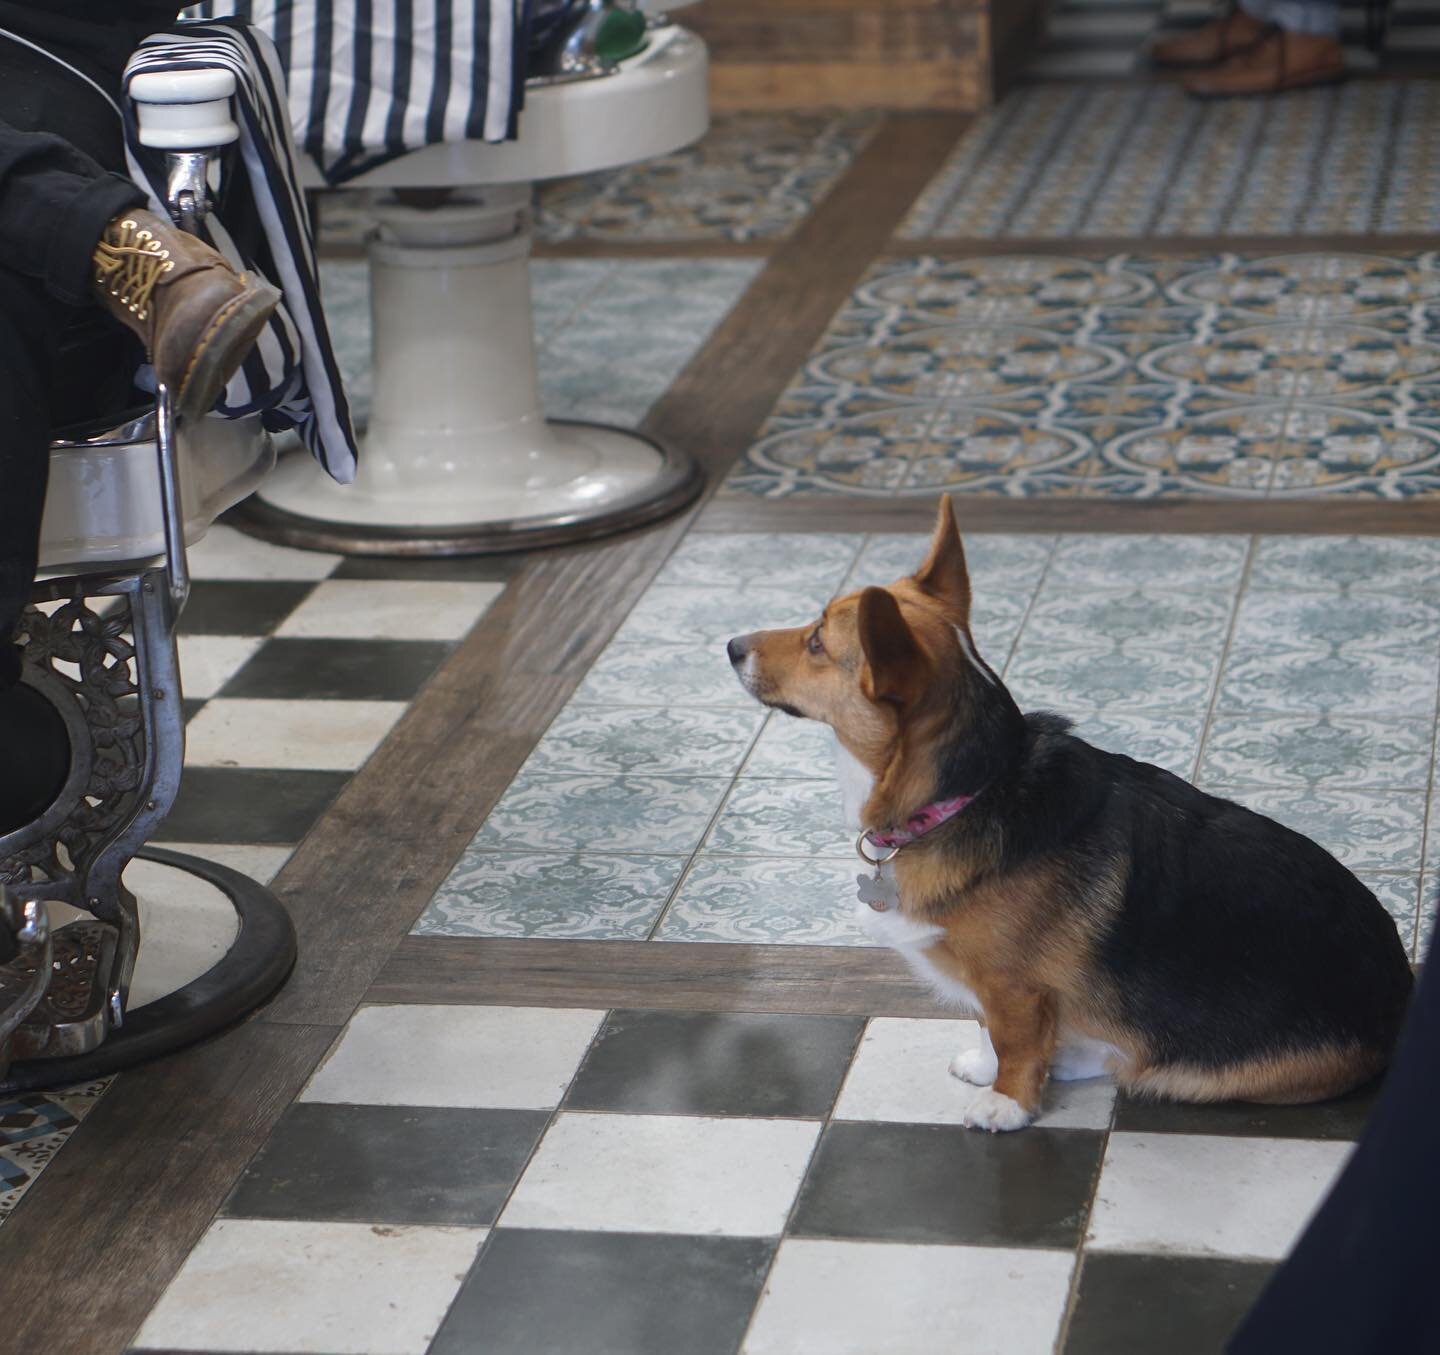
top-left (187, 1), bottom-right (523, 185)
top-left (124, 20), bottom-right (358, 483)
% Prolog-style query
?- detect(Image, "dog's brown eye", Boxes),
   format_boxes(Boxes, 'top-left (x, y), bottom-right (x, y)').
top-left (806, 628), bottom-right (825, 656)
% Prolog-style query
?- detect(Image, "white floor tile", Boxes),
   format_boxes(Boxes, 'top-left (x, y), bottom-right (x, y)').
top-left (276, 579), bottom-right (503, 641)
top-left (133, 1218), bottom-right (485, 1355)
top-left (122, 857), bottom-right (240, 1008)
top-left (502, 1112), bottom-right (820, 1236)
top-left (742, 1239), bottom-right (1074, 1355)
top-left (188, 524), bottom-right (342, 581)
top-left (184, 698), bottom-right (406, 770)
top-left (301, 1004), bottom-right (605, 1108)
top-left (156, 843), bottom-right (295, 885)
top-left (834, 1018), bottom-right (1116, 1131)
top-left (177, 634), bottom-right (266, 699)
top-left (1089, 1132), bottom-right (1351, 1259)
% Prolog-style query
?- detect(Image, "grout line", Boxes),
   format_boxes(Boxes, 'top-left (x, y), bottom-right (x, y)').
top-left (1189, 536), bottom-right (1260, 784)
top-left (999, 536), bottom-right (1064, 682)
top-left (643, 544), bottom-right (870, 942)
top-left (1409, 638), bottom-right (1440, 958)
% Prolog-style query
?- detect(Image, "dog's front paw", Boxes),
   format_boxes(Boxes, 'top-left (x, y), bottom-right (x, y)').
top-left (962, 1088), bottom-right (1034, 1133)
top-left (950, 1046), bottom-right (998, 1086)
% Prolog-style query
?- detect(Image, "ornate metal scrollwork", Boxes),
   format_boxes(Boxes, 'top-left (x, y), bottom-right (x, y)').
top-left (0, 568), bottom-right (186, 1055)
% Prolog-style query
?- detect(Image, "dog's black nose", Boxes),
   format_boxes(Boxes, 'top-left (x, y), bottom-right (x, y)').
top-left (727, 636), bottom-right (748, 666)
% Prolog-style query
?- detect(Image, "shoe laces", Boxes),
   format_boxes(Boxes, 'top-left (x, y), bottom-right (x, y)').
top-left (93, 219), bottom-right (175, 322)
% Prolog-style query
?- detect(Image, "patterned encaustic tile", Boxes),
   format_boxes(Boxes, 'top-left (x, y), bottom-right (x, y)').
top-left (722, 252), bottom-right (1440, 500)
top-left (0, 1080), bottom-right (110, 1220)
top-left (415, 532), bottom-right (1436, 958)
top-left (902, 82), bottom-right (1440, 240)
top-left (534, 110), bottom-right (880, 244)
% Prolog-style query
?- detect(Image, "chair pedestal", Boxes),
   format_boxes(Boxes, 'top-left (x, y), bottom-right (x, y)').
top-left (240, 188), bottom-right (700, 555)
top-left (0, 412), bottom-right (294, 1091)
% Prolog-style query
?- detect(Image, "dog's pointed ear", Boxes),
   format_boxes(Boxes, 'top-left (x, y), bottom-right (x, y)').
top-left (857, 587), bottom-right (926, 708)
top-left (913, 494), bottom-right (971, 622)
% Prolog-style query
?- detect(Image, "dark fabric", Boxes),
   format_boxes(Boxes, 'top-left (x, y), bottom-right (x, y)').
top-left (0, 27), bottom-right (146, 688)
top-left (1229, 916), bottom-right (1440, 1354)
top-left (0, 4), bottom-right (181, 92)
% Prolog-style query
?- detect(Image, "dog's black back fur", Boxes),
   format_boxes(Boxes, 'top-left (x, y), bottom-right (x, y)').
top-left (949, 712), bottom-right (1414, 1069)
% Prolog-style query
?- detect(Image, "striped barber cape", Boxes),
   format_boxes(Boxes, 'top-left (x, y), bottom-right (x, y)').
top-left (187, 1), bottom-right (524, 185)
top-left (125, 19), bottom-right (358, 483)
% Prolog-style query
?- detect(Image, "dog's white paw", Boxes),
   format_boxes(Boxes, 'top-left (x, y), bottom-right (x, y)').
top-left (950, 1045), bottom-right (998, 1086)
top-left (962, 1088), bottom-right (1034, 1133)
top-left (1050, 1038), bottom-right (1119, 1083)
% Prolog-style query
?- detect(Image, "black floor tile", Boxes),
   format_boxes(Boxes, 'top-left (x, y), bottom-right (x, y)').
top-left (1113, 1079), bottom-right (1381, 1141)
top-left (1064, 1253), bottom-right (1274, 1355)
top-left (220, 637), bottom-right (455, 701)
top-left (176, 581), bottom-right (315, 636)
top-left (153, 767), bottom-right (350, 844)
top-left (332, 555), bottom-right (518, 583)
top-left (431, 1230), bottom-right (773, 1355)
top-left (223, 1103), bottom-right (548, 1226)
top-left (564, 1010), bottom-right (865, 1119)
top-left (791, 1121), bottom-right (1104, 1248)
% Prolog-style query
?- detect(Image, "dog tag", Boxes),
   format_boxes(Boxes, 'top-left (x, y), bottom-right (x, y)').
top-left (856, 861), bottom-right (899, 913)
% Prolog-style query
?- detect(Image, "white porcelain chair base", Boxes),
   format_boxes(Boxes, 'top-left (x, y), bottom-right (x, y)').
top-left (239, 26), bottom-right (708, 556)
top-left (244, 179), bottom-right (700, 554)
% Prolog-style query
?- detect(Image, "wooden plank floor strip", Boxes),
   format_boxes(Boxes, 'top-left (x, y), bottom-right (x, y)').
top-left (696, 494), bottom-right (1440, 536)
top-left (370, 937), bottom-right (950, 1017)
top-left (889, 233), bottom-right (1440, 258)
top-left (532, 237), bottom-right (776, 259)
top-left (0, 1020), bottom-right (337, 1355)
top-left (0, 115), bottom-right (971, 1355)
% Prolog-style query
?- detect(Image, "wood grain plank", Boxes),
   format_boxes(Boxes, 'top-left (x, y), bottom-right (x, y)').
top-left (696, 494), bottom-right (1440, 536)
top-left (0, 1020), bottom-right (336, 1355)
top-left (531, 238), bottom-right (777, 260)
top-left (262, 111), bottom-right (969, 1028)
top-left (889, 234), bottom-right (1440, 258)
top-left (370, 937), bottom-right (952, 1017)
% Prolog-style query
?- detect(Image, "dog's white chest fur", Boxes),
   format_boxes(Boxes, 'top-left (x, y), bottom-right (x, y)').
top-left (838, 733), bottom-right (984, 1016)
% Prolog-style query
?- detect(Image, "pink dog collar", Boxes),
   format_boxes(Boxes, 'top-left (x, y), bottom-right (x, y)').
top-left (863, 792), bottom-right (980, 853)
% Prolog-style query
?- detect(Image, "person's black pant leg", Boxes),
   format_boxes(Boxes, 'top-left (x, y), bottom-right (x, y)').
top-left (0, 112), bottom-right (145, 688)
top-left (1228, 919), bottom-right (1440, 1353)
top-left (0, 264), bottom-right (64, 687)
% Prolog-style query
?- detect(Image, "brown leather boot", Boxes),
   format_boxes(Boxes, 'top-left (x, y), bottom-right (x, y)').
top-left (1184, 29), bottom-right (1345, 97)
top-left (92, 209), bottom-right (280, 420)
top-left (1151, 8), bottom-right (1271, 68)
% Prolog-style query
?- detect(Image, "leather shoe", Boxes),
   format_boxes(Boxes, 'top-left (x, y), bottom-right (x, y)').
top-left (1151, 9), bottom-right (1271, 67)
top-left (92, 209), bottom-right (280, 421)
top-left (1184, 30), bottom-right (1345, 97)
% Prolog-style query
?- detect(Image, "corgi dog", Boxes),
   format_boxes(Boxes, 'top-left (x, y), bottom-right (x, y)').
top-left (727, 498), bottom-right (1413, 1132)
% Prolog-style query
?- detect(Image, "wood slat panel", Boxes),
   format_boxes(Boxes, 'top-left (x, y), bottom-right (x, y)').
top-left (370, 937), bottom-right (952, 1017)
top-left (696, 494), bottom-right (1440, 536)
top-left (890, 234), bottom-right (1440, 257)
top-left (0, 1021), bottom-right (336, 1355)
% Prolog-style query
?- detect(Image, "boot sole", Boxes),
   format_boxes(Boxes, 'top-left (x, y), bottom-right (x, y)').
top-left (175, 281), bottom-right (283, 423)
top-left (1185, 65), bottom-right (1347, 99)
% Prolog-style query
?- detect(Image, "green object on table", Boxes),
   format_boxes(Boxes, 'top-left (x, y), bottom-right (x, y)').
top-left (595, 6), bottom-right (648, 65)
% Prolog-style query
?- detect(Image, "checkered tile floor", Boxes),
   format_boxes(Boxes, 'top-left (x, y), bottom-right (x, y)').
top-left (128, 1004), bottom-right (1365, 1354)
top-left (149, 525), bottom-right (504, 855)
top-left (2, 527), bottom-right (505, 1221)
